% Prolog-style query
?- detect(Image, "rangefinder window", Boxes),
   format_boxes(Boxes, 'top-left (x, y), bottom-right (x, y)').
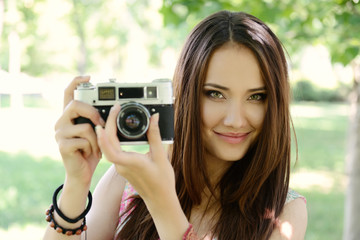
top-left (119, 87), bottom-right (144, 99)
top-left (146, 87), bottom-right (157, 99)
top-left (99, 87), bottom-right (116, 100)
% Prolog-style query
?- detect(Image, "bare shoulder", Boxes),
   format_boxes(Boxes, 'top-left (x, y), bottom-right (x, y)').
top-left (269, 198), bottom-right (308, 240)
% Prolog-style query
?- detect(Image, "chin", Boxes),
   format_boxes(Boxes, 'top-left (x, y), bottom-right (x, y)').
top-left (206, 146), bottom-right (248, 162)
top-left (217, 152), bottom-right (247, 162)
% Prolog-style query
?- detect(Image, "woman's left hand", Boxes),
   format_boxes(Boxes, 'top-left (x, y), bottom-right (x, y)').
top-left (96, 103), bottom-right (191, 240)
top-left (95, 103), bottom-right (176, 203)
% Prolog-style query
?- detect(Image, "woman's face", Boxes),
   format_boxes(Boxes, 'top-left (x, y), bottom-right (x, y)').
top-left (201, 43), bottom-right (267, 164)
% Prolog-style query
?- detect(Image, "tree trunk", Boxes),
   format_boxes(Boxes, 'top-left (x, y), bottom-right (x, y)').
top-left (343, 61), bottom-right (360, 240)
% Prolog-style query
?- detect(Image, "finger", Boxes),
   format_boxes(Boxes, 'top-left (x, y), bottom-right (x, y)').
top-left (96, 125), bottom-right (138, 168)
top-left (58, 137), bottom-right (92, 159)
top-left (63, 76), bottom-right (90, 110)
top-left (105, 103), bottom-right (122, 149)
top-left (146, 113), bottom-right (165, 162)
top-left (63, 100), bottom-right (105, 127)
top-left (96, 125), bottom-right (122, 163)
top-left (56, 123), bottom-right (101, 159)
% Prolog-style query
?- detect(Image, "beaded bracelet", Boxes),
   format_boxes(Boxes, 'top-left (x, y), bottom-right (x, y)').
top-left (46, 204), bottom-right (87, 235)
top-left (45, 184), bottom-right (92, 236)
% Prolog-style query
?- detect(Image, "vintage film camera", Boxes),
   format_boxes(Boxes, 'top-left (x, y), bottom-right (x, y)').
top-left (74, 79), bottom-right (174, 145)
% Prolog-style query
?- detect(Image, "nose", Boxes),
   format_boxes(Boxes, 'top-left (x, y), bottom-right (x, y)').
top-left (223, 102), bottom-right (247, 129)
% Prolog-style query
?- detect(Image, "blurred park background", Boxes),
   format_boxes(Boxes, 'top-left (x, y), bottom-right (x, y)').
top-left (0, 0), bottom-right (359, 239)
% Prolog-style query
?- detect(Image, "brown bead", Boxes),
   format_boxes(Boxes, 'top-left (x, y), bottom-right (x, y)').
top-left (83, 225), bottom-right (88, 231)
top-left (75, 229), bottom-right (82, 235)
top-left (65, 231), bottom-right (73, 236)
top-left (45, 215), bottom-right (51, 222)
top-left (50, 222), bottom-right (55, 228)
top-left (46, 209), bottom-right (50, 215)
top-left (56, 227), bottom-right (63, 233)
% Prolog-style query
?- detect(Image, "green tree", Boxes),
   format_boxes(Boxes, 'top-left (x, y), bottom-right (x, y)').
top-left (159, 1), bottom-right (359, 239)
top-left (0, 0), bottom-right (129, 76)
top-left (61, 0), bottom-right (129, 74)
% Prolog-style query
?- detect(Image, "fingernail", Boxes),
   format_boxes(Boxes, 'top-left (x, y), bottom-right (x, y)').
top-left (111, 103), bottom-right (120, 111)
top-left (152, 113), bottom-right (159, 124)
top-left (81, 75), bottom-right (90, 81)
top-left (95, 125), bottom-right (102, 135)
top-left (99, 117), bottom-right (106, 126)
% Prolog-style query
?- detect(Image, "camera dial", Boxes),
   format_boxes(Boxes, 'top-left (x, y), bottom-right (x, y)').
top-left (117, 102), bottom-right (151, 139)
top-left (77, 82), bottom-right (95, 90)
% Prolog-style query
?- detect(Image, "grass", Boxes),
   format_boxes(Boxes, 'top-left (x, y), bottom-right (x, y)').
top-left (290, 102), bottom-right (349, 240)
top-left (291, 102), bottom-right (349, 172)
top-left (302, 188), bottom-right (345, 240)
top-left (0, 152), bottom-right (112, 228)
top-left (0, 102), bottom-right (350, 239)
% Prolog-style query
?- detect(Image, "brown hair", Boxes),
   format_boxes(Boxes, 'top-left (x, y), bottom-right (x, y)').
top-left (117, 10), bottom-right (292, 240)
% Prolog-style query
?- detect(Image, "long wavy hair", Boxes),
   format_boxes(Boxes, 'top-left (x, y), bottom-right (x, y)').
top-left (117, 10), bottom-right (292, 240)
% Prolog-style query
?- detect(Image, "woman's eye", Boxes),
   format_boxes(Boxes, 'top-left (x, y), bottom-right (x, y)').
top-left (248, 93), bottom-right (267, 101)
top-left (206, 90), bottom-right (225, 99)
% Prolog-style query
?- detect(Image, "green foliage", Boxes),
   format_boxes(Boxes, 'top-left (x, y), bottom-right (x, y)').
top-left (292, 80), bottom-right (319, 102)
top-left (0, 0), bottom-right (54, 76)
top-left (160, 0), bottom-right (360, 65)
top-left (0, 0), bottom-right (358, 77)
top-left (292, 80), bottom-right (351, 102)
top-left (0, 0), bottom-right (130, 76)
top-left (292, 79), bottom-right (351, 102)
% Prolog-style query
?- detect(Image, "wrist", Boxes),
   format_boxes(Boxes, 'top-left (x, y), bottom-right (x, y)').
top-left (144, 190), bottom-right (189, 240)
top-left (45, 184), bottom-right (92, 236)
top-left (64, 174), bottom-right (92, 190)
top-left (55, 180), bottom-right (91, 226)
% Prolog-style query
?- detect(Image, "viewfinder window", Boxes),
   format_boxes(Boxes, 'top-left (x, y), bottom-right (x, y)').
top-left (119, 87), bottom-right (144, 99)
top-left (99, 87), bottom-right (116, 100)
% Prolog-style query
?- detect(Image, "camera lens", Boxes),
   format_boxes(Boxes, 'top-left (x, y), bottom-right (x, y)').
top-left (117, 102), bottom-right (150, 139)
top-left (125, 114), bottom-right (141, 129)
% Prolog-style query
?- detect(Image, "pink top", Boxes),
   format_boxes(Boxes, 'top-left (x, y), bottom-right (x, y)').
top-left (117, 182), bottom-right (306, 239)
top-left (119, 181), bottom-right (136, 225)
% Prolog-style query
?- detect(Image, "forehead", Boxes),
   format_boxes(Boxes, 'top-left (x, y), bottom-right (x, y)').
top-left (205, 43), bottom-right (263, 89)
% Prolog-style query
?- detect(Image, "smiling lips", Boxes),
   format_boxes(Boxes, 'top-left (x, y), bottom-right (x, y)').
top-left (214, 131), bottom-right (250, 144)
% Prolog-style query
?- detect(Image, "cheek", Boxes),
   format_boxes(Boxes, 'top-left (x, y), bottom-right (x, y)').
top-left (201, 101), bottom-right (224, 129)
top-left (246, 104), bottom-right (266, 129)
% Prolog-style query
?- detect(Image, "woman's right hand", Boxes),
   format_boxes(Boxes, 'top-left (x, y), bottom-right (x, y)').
top-left (54, 76), bottom-right (105, 186)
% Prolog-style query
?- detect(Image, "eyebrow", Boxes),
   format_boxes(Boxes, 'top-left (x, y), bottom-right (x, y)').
top-left (203, 83), bottom-right (266, 92)
top-left (248, 87), bottom-right (267, 92)
top-left (203, 83), bottom-right (229, 91)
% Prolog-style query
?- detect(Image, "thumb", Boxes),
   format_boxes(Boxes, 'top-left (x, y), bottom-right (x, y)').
top-left (95, 125), bottom-right (120, 164)
top-left (146, 113), bottom-right (165, 162)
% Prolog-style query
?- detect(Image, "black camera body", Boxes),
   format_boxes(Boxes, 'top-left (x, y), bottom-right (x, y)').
top-left (74, 79), bottom-right (174, 145)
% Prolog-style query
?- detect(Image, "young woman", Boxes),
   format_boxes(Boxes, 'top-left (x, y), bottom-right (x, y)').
top-left (44, 10), bottom-right (307, 240)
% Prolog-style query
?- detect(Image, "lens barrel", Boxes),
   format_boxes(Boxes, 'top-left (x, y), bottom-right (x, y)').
top-left (117, 102), bottom-right (150, 139)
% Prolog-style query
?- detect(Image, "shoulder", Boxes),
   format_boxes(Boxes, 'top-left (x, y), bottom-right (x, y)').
top-left (269, 191), bottom-right (308, 240)
top-left (286, 189), bottom-right (306, 205)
